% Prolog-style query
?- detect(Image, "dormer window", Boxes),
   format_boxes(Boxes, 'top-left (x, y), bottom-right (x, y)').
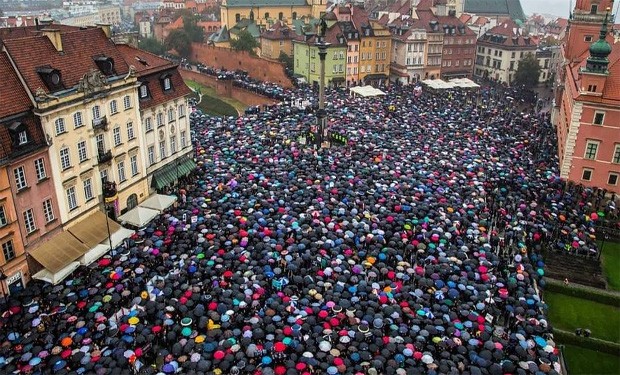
top-left (8, 121), bottom-right (28, 147)
top-left (160, 73), bottom-right (173, 92)
top-left (139, 84), bottom-right (149, 98)
top-left (36, 66), bottom-right (63, 91)
top-left (94, 55), bottom-right (116, 76)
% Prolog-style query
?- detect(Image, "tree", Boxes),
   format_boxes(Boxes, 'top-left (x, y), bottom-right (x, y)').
top-left (230, 30), bottom-right (259, 55)
top-left (165, 29), bottom-right (192, 58)
top-left (514, 53), bottom-right (541, 88)
top-left (183, 15), bottom-right (204, 43)
top-left (138, 37), bottom-right (167, 55)
top-left (278, 51), bottom-right (293, 70)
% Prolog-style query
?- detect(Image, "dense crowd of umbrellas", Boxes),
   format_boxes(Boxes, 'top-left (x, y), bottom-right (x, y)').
top-left (0, 80), bottom-right (615, 375)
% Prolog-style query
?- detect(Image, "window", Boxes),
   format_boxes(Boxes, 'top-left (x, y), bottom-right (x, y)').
top-left (145, 117), bottom-right (153, 132)
top-left (123, 95), bottom-right (131, 110)
top-left (582, 169), bottom-right (593, 181)
top-left (168, 108), bottom-right (175, 122)
top-left (23, 209), bottom-right (36, 234)
top-left (159, 141), bottom-right (166, 159)
top-left (18, 130), bottom-right (28, 145)
top-left (591, 4), bottom-right (598, 14)
top-left (178, 104), bottom-right (186, 118)
top-left (613, 145), bottom-right (620, 164)
top-left (0, 206), bottom-right (7, 226)
top-left (43, 199), bottom-right (54, 222)
top-left (587, 84), bottom-right (597, 92)
top-left (130, 155), bottom-right (138, 176)
top-left (14, 166), bottom-right (27, 190)
top-left (83, 178), bottom-right (94, 201)
top-left (584, 35), bottom-right (593, 42)
top-left (66, 186), bottom-right (78, 211)
top-left (608, 173), bottom-right (619, 186)
top-left (265, 12), bottom-right (270, 19)
top-left (77, 141), bottom-right (88, 163)
top-left (593, 112), bottom-right (605, 125)
top-left (148, 146), bottom-right (155, 165)
top-left (127, 122), bottom-right (135, 140)
top-left (292, 11), bottom-right (297, 20)
top-left (55, 118), bottom-right (66, 135)
top-left (113, 127), bottom-right (122, 146)
top-left (584, 141), bottom-right (599, 160)
top-left (60, 148), bottom-right (71, 170)
top-left (34, 158), bottom-right (46, 180)
top-left (235, 13), bottom-right (241, 22)
top-left (92, 105), bottom-right (101, 119)
top-left (181, 131), bottom-right (187, 148)
top-left (157, 112), bottom-right (164, 127)
top-left (2, 240), bottom-right (15, 262)
top-left (109, 100), bottom-right (118, 114)
top-left (163, 77), bottom-right (171, 91)
top-left (100, 169), bottom-right (108, 183)
top-left (118, 161), bottom-right (126, 183)
top-left (139, 84), bottom-right (149, 98)
top-left (73, 112), bottom-right (84, 128)
top-left (278, 12), bottom-right (283, 20)
top-left (170, 135), bottom-right (177, 154)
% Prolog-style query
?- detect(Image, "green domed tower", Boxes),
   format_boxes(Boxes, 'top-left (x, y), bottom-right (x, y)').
top-left (585, 10), bottom-right (612, 73)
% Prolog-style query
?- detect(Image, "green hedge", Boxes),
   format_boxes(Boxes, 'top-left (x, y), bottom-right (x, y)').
top-left (553, 329), bottom-right (620, 356)
top-left (544, 278), bottom-right (620, 307)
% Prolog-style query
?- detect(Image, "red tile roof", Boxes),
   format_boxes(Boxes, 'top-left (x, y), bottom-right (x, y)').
top-left (0, 24), bottom-right (80, 45)
top-left (479, 19), bottom-right (538, 48)
top-left (459, 14), bottom-right (473, 24)
top-left (261, 20), bottom-right (293, 40)
top-left (0, 52), bottom-right (32, 118)
top-left (570, 37), bottom-right (620, 103)
top-left (2, 27), bottom-right (131, 95)
top-left (115, 44), bottom-right (191, 110)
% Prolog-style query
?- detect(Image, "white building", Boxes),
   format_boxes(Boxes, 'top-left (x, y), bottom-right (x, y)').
top-left (474, 19), bottom-right (537, 84)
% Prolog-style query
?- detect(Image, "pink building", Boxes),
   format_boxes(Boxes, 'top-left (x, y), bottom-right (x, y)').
top-left (554, 0), bottom-right (620, 193)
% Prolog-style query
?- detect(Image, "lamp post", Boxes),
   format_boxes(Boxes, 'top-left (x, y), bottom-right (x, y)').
top-left (102, 179), bottom-right (116, 252)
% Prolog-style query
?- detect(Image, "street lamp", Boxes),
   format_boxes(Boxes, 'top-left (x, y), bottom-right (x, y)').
top-left (315, 17), bottom-right (330, 150)
top-left (102, 179), bottom-right (116, 252)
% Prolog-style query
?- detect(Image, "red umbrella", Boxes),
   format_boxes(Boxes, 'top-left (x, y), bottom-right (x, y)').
top-left (274, 342), bottom-right (286, 352)
top-left (213, 350), bottom-right (225, 360)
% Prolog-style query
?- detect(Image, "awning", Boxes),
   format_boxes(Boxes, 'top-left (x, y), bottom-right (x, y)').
top-left (151, 157), bottom-right (196, 190)
top-left (80, 228), bottom-right (134, 266)
top-left (29, 231), bottom-right (89, 274)
top-left (118, 206), bottom-right (160, 227)
top-left (139, 194), bottom-right (177, 212)
top-left (67, 211), bottom-right (121, 249)
top-left (32, 261), bottom-right (80, 285)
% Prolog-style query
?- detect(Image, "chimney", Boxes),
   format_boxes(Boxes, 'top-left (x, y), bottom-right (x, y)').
top-left (41, 29), bottom-right (63, 52)
top-left (97, 23), bottom-right (112, 38)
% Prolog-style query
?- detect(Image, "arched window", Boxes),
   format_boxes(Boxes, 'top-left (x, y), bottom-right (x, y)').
top-left (126, 194), bottom-right (138, 210)
top-left (265, 12), bottom-right (270, 19)
top-left (292, 12), bottom-right (297, 20)
top-left (235, 13), bottom-right (241, 22)
top-left (278, 12), bottom-right (283, 20)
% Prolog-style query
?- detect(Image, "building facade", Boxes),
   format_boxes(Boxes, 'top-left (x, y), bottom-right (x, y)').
top-left (389, 21), bottom-right (427, 84)
top-left (116, 44), bottom-right (194, 194)
top-left (474, 19), bottom-right (537, 84)
top-left (260, 21), bottom-right (294, 60)
top-left (554, 0), bottom-right (620, 192)
top-left (293, 24), bottom-right (347, 86)
top-left (437, 15), bottom-right (477, 79)
top-left (220, 0), bottom-right (326, 31)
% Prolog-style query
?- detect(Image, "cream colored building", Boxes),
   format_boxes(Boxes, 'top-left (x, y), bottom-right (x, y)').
top-left (2, 27), bottom-right (149, 225)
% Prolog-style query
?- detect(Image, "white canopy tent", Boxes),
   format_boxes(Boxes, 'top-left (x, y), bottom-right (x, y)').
top-left (118, 206), bottom-right (160, 228)
top-left (139, 194), bottom-right (177, 212)
top-left (449, 78), bottom-right (480, 88)
top-left (32, 261), bottom-right (80, 285)
top-left (108, 227), bottom-right (135, 249)
top-left (349, 85), bottom-right (386, 97)
top-left (79, 244), bottom-right (110, 266)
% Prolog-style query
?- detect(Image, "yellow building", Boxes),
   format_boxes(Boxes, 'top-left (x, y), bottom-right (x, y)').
top-left (355, 16), bottom-right (392, 85)
top-left (221, 0), bottom-right (326, 30)
top-left (2, 27), bottom-right (149, 226)
top-left (260, 20), bottom-right (294, 59)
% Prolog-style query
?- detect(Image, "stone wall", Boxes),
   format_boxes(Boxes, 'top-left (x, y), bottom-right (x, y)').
top-left (180, 70), bottom-right (277, 108)
top-left (191, 43), bottom-right (293, 89)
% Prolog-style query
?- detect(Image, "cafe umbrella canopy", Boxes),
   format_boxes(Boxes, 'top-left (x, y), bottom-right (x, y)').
top-left (0, 80), bottom-right (597, 375)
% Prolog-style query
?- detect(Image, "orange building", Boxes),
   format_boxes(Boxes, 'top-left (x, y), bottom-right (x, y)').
top-left (554, 0), bottom-right (620, 192)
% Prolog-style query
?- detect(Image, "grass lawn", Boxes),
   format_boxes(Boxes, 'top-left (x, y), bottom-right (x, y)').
top-left (562, 344), bottom-right (620, 375)
top-left (184, 80), bottom-right (246, 117)
top-left (600, 240), bottom-right (620, 291)
top-left (545, 291), bottom-right (620, 343)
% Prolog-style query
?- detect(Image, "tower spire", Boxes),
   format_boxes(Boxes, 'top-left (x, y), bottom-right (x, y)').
top-left (585, 7), bottom-right (612, 73)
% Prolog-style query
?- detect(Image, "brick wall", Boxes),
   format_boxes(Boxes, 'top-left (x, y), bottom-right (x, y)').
top-left (180, 70), bottom-right (277, 107)
top-left (191, 43), bottom-right (293, 89)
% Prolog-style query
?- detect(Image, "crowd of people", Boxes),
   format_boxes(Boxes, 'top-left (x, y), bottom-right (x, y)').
top-left (0, 79), bottom-right (615, 375)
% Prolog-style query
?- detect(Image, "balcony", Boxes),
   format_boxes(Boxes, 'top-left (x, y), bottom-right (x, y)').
top-left (102, 180), bottom-right (117, 203)
top-left (97, 149), bottom-right (113, 164)
top-left (92, 116), bottom-right (108, 131)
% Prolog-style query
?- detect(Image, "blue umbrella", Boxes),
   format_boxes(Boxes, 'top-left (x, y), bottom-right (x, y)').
top-left (29, 357), bottom-right (42, 366)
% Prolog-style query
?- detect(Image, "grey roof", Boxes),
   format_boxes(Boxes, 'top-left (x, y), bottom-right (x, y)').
top-left (225, 0), bottom-right (308, 7)
top-left (464, 0), bottom-right (525, 21)
top-left (208, 25), bottom-right (230, 42)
